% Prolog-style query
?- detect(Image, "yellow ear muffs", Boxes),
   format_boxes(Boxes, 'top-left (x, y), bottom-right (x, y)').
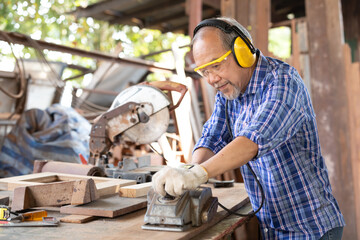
top-left (232, 36), bottom-right (256, 68)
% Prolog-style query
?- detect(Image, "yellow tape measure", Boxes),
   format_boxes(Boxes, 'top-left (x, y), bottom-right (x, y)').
top-left (0, 206), bottom-right (11, 221)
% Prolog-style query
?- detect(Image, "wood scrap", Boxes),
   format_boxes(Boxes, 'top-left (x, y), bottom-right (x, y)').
top-left (0, 172), bottom-right (136, 196)
top-left (60, 195), bottom-right (147, 218)
top-left (11, 179), bottom-right (99, 211)
top-left (59, 215), bottom-right (98, 224)
top-left (119, 182), bottom-right (152, 198)
top-left (71, 178), bottom-right (99, 205)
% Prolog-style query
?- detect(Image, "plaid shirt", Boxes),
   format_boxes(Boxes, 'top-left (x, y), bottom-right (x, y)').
top-left (194, 51), bottom-right (345, 239)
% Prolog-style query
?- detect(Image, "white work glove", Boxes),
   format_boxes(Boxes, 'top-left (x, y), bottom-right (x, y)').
top-left (152, 164), bottom-right (209, 197)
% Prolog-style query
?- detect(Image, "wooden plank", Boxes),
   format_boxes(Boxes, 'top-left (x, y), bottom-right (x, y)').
top-left (59, 215), bottom-right (98, 224)
top-left (60, 195), bottom-right (147, 218)
top-left (199, 78), bottom-right (215, 120)
top-left (11, 179), bottom-right (99, 211)
top-left (0, 172), bottom-right (136, 196)
top-left (119, 182), bottom-right (152, 198)
top-left (171, 69), bottom-right (195, 162)
top-left (189, 78), bottom-right (203, 142)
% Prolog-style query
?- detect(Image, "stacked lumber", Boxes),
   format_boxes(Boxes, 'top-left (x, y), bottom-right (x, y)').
top-left (0, 172), bottom-right (153, 223)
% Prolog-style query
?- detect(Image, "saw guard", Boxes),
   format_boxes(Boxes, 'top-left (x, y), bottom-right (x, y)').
top-left (108, 84), bottom-right (171, 144)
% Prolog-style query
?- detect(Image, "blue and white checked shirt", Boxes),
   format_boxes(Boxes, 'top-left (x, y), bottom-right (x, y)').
top-left (194, 51), bottom-right (345, 239)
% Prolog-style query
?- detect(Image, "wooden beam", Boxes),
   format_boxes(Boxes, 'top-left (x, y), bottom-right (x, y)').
top-left (252, 0), bottom-right (270, 55)
top-left (305, 0), bottom-right (357, 238)
top-left (221, 0), bottom-right (269, 55)
top-left (187, 0), bottom-right (202, 38)
top-left (0, 31), bottom-right (176, 74)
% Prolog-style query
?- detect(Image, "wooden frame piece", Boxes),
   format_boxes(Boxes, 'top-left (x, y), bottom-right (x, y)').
top-left (11, 179), bottom-right (99, 211)
top-left (0, 172), bottom-right (136, 197)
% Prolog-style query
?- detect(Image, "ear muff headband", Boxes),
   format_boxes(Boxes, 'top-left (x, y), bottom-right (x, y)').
top-left (193, 19), bottom-right (257, 68)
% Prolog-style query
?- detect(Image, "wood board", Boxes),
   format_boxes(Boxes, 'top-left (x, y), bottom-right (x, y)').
top-left (60, 215), bottom-right (98, 224)
top-left (119, 182), bottom-right (152, 198)
top-left (0, 172), bottom-right (136, 197)
top-left (60, 195), bottom-right (147, 218)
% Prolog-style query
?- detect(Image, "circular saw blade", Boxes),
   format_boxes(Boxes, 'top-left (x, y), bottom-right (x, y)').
top-left (109, 84), bottom-right (170, 144)
top-left (122, 107), bottom-right (169, 144)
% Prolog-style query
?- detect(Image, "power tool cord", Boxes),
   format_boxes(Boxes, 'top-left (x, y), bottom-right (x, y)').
top-left (218, 100), bottom-right (265, 217)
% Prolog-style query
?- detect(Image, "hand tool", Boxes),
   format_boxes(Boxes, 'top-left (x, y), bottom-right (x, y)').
top-left (0, 205), bottom-right (11, 221)
top-left (142, 187), bottom-right (218, 231)
top-left (7, 210), bottom-right (48, 222)
top-left (0, 217), bottom-right (59, 227)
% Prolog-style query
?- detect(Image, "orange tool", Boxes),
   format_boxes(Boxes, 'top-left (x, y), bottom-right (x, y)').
top-left (9, 210), bottom-right (48, 222)
top-left (79, 153), bottom-right (88, 165)
top-left (21, 210), bottom-right (47, 221)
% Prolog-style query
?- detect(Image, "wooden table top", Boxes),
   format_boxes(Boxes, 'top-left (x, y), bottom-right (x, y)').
top-left (0, 183), bottom-right (251, 240)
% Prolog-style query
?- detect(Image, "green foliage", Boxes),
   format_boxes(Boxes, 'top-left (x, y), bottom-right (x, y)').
top-left (268, 26), bottom-right (291, 59)
top-left (0, 0), bottom-right (190, 87)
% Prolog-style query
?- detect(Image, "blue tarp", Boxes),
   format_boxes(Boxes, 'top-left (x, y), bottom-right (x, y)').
top-left (0, 104), bottom-right (91, 178)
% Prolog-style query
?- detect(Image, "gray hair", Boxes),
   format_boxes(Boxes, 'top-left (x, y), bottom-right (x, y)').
top-left (191, 17), bottom-right (253, 51)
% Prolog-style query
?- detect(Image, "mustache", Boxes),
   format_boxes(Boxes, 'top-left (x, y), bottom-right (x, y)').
top-left (214, 81), bottom-right (230, 90)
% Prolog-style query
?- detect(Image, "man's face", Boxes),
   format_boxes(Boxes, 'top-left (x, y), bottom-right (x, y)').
top-left (192, 28), bottom-right (252, 100)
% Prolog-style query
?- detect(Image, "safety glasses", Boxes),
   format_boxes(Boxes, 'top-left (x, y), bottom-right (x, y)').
top-left (194, 50), bottom-right (232, 78)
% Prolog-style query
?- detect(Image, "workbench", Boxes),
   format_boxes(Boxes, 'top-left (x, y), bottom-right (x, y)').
top-left (0, 183), bottom-right (254, 240)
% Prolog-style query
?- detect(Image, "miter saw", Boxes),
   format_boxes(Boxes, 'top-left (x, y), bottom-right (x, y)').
top-left (88, 81), bottom-right (219, 231)
top-left (88, 81), bottom-right (187, 167)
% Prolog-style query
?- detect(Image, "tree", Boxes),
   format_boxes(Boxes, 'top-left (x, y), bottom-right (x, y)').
top-left (0, 0), bottom-right (190, 87)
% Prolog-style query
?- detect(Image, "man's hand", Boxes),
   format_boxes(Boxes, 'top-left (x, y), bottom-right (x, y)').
top-left (152, 164), bottom-right (208, 197)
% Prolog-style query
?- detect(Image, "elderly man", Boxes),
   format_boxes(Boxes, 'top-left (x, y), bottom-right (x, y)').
top-left (152, 17), bottom-right (345, 239)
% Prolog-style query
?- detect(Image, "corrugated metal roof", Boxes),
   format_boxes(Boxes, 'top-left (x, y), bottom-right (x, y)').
top-left (71, 0), bottom-right (306, 34)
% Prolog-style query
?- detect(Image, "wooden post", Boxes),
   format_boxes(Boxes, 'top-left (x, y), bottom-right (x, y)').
top-left (306, 0), bottom-right (357, 238)
top-left (344, 44), bottom-right (360, 237)
top-left (186, 0), bottom-right (202, 38)
top-left (221, 0), bottom-right (269, 55)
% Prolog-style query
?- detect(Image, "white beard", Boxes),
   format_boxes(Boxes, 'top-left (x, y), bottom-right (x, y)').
top-left (219, 83), bottom-right (241, 100)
